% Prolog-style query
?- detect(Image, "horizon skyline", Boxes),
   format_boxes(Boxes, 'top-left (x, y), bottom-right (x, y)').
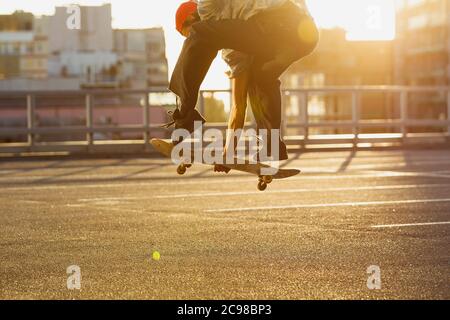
top-left (0, 0), bottom-right (397, 89)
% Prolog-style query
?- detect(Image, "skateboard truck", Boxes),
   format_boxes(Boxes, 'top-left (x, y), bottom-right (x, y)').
top-left (258, 175), bottom-right (273, 191)
top-left (177, 162), bottom-right (274, 192)
top-left (176, 163), bottom-right (192, 175)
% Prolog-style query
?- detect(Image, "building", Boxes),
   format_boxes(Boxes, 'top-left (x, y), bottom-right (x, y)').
top-left (0, 11), bottom-right (48, 80)
top-left (396, 0), bottom-right (449, 86)
top-left (47, 51), bottom-right (118, 82)
top-left (114, 28), bottom-right (169, 88)
top-left (0, 4), bottom-right (168, 139)
top-left (1, 5), bottom-right (169, 88)
top-left (284, 28), bottom-right (393, 87)
top-left (0, 31), bottom-right (48, 79)
top-left (395, 0), bottom-right (449, 124)
top-left (45, 4), bottom-right (113, 53)
top-left (1, 6), bottom-right (115, 81)
top-left (0, 11), bottom-right (33, 31)
top-left (33, 4), bottom-right (118, 87)
top-left (282, 28), bottom-right (394, 134)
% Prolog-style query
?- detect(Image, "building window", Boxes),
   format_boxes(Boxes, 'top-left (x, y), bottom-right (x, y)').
top-left (408, 14), bottom-right (427, 30)
top-left (407, 0), bottom-right (426, 7)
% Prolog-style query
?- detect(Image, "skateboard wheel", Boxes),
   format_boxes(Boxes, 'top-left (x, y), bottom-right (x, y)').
top-left (258, 181), bottom-right (267, 191)
top-left (263, 176), bottom-right (273, 184)
top-left (177, 165), bottom-right (187, 175)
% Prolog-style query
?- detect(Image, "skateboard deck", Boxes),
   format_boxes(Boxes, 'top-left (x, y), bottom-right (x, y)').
top-left (151, 138), bottom-right (300, 191)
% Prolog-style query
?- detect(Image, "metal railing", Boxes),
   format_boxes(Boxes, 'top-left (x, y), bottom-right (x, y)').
top-left (0, 86), bottom-right (449, 154)
top-left (282, 86), bottom-right (450, 147)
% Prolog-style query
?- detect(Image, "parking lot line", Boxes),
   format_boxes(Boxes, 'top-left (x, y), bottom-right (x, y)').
top-left (372, 221), bottom-right (450, 228)
top-left (4, 170), bottom-right (450, 191)
top-left (153, 183), bottom-right (450, 199)
top-left (205, 198), bottom-right (450, 213)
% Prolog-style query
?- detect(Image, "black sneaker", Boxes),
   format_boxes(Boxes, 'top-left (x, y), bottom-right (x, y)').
top-left (250, 135), bottom-right (289, 162)
top-left (162, 108), bottom-right (206, 144)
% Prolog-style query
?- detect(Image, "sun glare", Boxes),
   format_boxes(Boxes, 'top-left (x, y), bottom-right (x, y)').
top-left (307, 0), bottom-right (395, 41)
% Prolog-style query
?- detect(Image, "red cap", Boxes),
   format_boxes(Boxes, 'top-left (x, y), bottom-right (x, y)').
top-left (176, 1), bottom-right (198, 34)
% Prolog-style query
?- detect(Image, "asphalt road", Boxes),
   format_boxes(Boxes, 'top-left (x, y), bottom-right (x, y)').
top-left (0, 149), bottom-right (449, 299)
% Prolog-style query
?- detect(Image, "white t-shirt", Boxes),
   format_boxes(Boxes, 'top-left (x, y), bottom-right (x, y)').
top-left (198, 0), bottom-right (288, 21)
top-left (197, 0), bottom-right (310, 78)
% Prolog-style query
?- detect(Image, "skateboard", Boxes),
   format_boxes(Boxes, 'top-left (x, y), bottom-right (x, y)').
top-left (150, 138), bottom-right (300, 191)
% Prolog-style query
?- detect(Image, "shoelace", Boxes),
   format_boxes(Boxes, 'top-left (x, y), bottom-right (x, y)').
top-left (161, 96), bottom-right (180, 128)
top-left (161, 109), bottom-right (177, 128)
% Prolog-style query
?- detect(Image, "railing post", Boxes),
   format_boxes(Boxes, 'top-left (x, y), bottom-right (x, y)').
top-left (281, 91), bottom-right (288, 140)
top-left (400, 90), bottom-right (408, 141)
top-left (229, 85), bottom-right (233, 119)
top-left (143, 92), bottom-right (150, 148)
top-left (352, 92), bottom-right (360, 147)
top-left (86, 94), bottom-right (93, 147)
top-left (26, 94), bottom-right (35, 146)
top-left (198, 91), bottom-right (205, 116)
top-left (302, 92), bottom-right (309, 147)
top-left (447, 90), bottom-right (450, 139)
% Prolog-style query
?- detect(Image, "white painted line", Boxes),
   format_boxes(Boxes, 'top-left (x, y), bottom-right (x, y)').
top-left (365, 170), bottom-right (450, 180)
top-left (372, 221), bottom-right (450, 228)
top-left (78, 197), bottom-right (141, 202)
top-left (362, 170), bottom-right (450, 180)
top-left (154, 183), bottom-right (450, 199)
top-left (420, 173), bottom-right (450, 179)
top-left (2, 157), bottom-right (450, 183)
top-left (337, 159), bottom-right (450, 171)
top-left (21, 200), bottom-right (45, 204)
top-left (205, 198), bottom-right (450, 213)
top-left (5, 170), bottom-right (449, 192)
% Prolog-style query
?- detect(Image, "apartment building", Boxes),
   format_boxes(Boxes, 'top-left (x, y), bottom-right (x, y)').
top-left (282, 28), bottom-right (394, 133)
top-left (114, 28), bottom-right (169, 88)
top-left (395, 0), bottom-right (449, 122)
top-left (0, 11), bottom-right (48, 79)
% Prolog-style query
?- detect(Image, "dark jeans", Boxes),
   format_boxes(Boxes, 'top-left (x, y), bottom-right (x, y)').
top-left (169, 1), bottom-right (319, 160)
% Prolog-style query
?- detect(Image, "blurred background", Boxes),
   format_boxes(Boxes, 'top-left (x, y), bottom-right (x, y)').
top-left (0, 0), bottom-right (448, 150)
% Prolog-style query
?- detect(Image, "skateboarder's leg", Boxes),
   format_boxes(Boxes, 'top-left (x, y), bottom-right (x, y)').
top-left (168, 33), bottom-right (217, 131)
top-left (168, 1), bottom-right (312, 130)
top-left (248, 76), bottom-right (288, 161)
top-left (169, 1), bottom-right (317, 135)
top-left (246, 13), bottom-right (318, 161)
top-left (169, 19), bottom-right (274, 131)
top-left (247, 48), bottom-right (308, 162)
